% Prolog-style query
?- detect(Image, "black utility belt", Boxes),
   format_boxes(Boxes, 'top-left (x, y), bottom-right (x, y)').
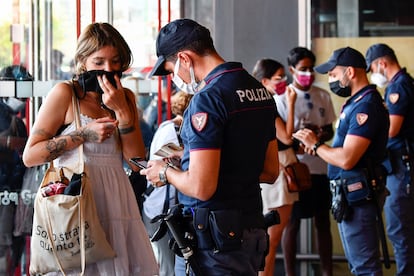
top-left (388, 148), bottom-right (413, 159)
top-left (192, 208), bottom-right (264, 252)
top-left (330, 170), bottom-right (372, 206)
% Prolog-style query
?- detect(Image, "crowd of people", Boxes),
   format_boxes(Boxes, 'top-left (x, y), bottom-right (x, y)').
top-left (0, 18), bottom-right (413, 276)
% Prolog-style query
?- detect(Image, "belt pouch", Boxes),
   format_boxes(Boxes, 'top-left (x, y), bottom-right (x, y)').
top-left (340, 170), bottom-right (371, 206)
top-left (209, 210), bottom-right (242, 252)
top-left (193, 208), bottom-right (214, 249)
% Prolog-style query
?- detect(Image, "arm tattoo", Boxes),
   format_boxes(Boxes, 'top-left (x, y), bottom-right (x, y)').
top-left (38, 128), bottom-right (99, 162)
top-left (45, 138), bottom-right (67, 162)
top-left (31, 129), bottom-right (65, 162)
top-left (73, 128), bottom-right (99, 142)
top-left (118, 126), bottom-right (135, 135)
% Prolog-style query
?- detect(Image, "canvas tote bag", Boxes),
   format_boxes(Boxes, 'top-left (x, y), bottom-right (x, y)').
top-left (29, 92), bottom-right (115, 275)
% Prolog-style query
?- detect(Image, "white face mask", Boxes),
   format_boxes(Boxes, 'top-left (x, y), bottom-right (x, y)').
top-left (370, 63), bottom-right (388, 88)
top-left (172, 58), bottom-right (198, 94)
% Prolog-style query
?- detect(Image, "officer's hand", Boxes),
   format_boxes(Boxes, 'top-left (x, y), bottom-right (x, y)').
top-left (140, 160), bottom-right (167, 187)
top-left (292, 128), bottom-right (318, 150)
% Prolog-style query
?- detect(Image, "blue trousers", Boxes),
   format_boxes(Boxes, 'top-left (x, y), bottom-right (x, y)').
top-left (384, 158), bottom-right (414, 275)
top-left (175, 228), bottom-right (267, 276)
top-left (337, 202), bottom-right (383, 276)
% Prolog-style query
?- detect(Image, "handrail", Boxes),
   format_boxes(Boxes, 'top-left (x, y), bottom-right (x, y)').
top-left (0, 79), bottom-right (160, 98)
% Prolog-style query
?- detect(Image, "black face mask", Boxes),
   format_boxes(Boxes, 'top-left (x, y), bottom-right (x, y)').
top-left (329, 80), bottom-right (351, 97)
top-left (77, 70), bottom-right (122, 94)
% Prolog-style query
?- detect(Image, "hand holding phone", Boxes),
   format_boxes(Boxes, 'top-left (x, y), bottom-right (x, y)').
top-left (130, 157), bottom-right (148, 169)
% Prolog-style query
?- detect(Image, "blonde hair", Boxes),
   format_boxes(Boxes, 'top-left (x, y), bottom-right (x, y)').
top-left (171, 91), bottom-right (193, 116)
top-left (74, 22), bottom-right (132, 74)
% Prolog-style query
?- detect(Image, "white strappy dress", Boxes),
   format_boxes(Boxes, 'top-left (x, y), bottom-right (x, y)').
top-left (49, 114), bottom-right (158, 276)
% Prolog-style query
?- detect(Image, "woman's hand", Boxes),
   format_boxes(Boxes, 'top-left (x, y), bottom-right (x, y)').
top-left (286, 86), bottom-right (297, 106)
top-left (83, 117), bottom-right (117, 143)
top-left (98, 74), bottom-right (129, 114)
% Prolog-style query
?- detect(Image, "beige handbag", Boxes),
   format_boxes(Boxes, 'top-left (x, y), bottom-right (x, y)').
top-left (29, 92), bottom-right (115, 275)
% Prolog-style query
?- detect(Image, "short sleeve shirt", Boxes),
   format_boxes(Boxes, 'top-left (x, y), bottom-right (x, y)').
top-left (328, 85), bottom-right (389, 180)
top-left (384, 68), bottom-right (414, 150)
top-left (179, 62), bottom-right (277, 213)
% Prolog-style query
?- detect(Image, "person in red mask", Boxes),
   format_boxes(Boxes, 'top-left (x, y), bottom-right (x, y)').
top-left (252, 58), bottom-right (298, 276)
top-left (281, 47), bottom-right (336, 276)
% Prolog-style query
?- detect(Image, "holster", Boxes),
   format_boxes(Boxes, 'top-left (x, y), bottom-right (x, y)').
top-left (193, 208), bottom-right (214, 249)
top-left (193, 208), bottom-right (243, 252)
top-left (330, 179), bottom-right (350, 222)
top-left (386, 143), bottom-right (414, 176)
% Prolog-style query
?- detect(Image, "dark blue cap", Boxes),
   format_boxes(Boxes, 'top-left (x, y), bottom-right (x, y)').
top-left (149, 19), bottom-right (212, 77)
top-left (365, 43), bottom-right (396, 72)
top-left (315, 47), bottom-right (367, 74)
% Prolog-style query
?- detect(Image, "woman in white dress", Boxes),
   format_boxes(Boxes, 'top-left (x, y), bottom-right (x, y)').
top-left (253, 59), bottom-right (299, 276)
top-left (23, 22), bottom-right (158, 275)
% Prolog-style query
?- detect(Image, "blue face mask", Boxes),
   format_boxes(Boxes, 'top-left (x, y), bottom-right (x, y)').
top-left (77, 70), bottom-right (122, 94)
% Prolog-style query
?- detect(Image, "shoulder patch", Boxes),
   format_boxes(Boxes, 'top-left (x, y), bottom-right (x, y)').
top-left (356, 113), bottom-right (368, 125)
top-left (191, 112), bottom-right (208, 132)
top-left (388, 93), bottom-right (399, 104)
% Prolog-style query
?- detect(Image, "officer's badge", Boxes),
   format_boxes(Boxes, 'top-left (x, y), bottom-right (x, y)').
top-left (389, 93), bottom-right (399, 104)
top-left (356, 113), bottom-right (368, 125)
top-left (192, 112), bottom-right (208, 131)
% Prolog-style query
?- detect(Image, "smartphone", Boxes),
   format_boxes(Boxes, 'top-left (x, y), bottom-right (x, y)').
top-left (130, 157), bottom-right (148, 169)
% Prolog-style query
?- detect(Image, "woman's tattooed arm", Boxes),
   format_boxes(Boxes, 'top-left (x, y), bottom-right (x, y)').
top-left (45, 138), bottom-right (67, 162)
top-left (35, 127), bottom-right (99, 162)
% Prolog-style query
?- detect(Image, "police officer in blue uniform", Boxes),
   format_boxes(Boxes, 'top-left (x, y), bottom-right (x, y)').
top-left (293, 47), bottom-right (389, 276)
top-left (141, 19), bottom-right (279, 275)
top-left (366, 43), bottom-right (414, 275)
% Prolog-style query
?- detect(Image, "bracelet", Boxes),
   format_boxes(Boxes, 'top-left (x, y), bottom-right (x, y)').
top-left (118, 126), bottom-right (135, 135)
top-left (312, 141), bottom-right (324, 154)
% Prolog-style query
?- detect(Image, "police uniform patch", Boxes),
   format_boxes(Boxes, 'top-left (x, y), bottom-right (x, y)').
top-left (389, 93), bottom-right (399, 104)
top-left (356, 113), bottom-right (368, 125)
top-left (191, 112), bottom-right (208, 131)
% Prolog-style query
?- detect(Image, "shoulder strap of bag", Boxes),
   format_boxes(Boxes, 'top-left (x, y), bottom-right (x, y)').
top-left (71, 81), bottom-right (85, 174)
top-left (71, 83), bottom-right (87, 275)
top-left (42, 85), bottom-right (87, 275)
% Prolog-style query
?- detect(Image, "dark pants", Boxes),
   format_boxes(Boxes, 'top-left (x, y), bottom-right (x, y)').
top-left (174, 228), bottom-right (267, 276)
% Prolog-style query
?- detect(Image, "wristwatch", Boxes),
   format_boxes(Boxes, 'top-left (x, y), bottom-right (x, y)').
top-left (312, 141), bottom-right (324, 155)
top-left (159, 163), bottom-right (170, 184)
